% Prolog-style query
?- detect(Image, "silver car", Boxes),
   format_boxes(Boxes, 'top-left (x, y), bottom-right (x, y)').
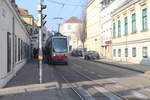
top-left (84, 50), bottom-right (100, 60)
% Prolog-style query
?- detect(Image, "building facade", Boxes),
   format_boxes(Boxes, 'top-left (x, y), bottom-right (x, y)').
top-left (18, 8), bottom-right (34, 35)
top-left (100, 0), bottom-right (127, 58)
top-left (86, 0), bottom-right (101, 54)
top-left (112, 0), bottom-right (150, 65)
top-left (0, 0), bottom-right (30, 87)
top-left (60, 16), bottom-right (82, 50)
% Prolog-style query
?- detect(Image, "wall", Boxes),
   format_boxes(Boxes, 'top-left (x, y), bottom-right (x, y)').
top-left (86, 0), bottom-right (101, 54)
top-left (60, 23), bottom-right (82, 50)
top-left (100, 0), bottom-right (127, 58)
top-left (0, 0), bottom-right (30, 87)
top-left (112, 0), bottom-right (150, 65)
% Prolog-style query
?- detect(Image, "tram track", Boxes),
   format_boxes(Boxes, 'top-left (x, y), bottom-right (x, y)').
top-left (69, 62), bottom-right (129, 100)
top-left (53, 63), bottom-right (128, 100)
top-left (53, 65), bottom-right (87, 100)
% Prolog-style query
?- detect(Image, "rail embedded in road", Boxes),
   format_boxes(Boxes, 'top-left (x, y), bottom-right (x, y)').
top-left (70, 62), bottom-right (128, 100)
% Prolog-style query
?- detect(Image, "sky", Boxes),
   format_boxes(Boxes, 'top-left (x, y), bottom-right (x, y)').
top-left (16, 0), bottom-right (87, 31)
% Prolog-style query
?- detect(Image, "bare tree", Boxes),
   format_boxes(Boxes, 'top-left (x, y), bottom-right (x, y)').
top-left (79, 3), bottom-right (87, 50)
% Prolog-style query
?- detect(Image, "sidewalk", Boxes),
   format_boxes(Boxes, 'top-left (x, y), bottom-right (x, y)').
top-left (0, 60), bottom-right (59, 100)
top-left (94, 58), bottom-right (150, 73)
top-left (6, 60), bottom-right (57, 87)
top-left (0, 60), bottom-right (80, 100)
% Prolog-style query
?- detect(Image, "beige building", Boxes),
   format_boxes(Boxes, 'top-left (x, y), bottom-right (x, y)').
top-left (112, 0), bottom-right (150, 65)
top-left (60, 16), bottom-right (82, 50)
top-left (86, 0), bottom-right (101, 54)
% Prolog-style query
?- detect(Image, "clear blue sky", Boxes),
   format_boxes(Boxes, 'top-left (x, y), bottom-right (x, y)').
top-left (16, 0), bottom-right (87, 31)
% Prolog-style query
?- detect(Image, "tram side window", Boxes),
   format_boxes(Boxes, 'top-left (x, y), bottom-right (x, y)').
top-left (7, 32), bottom-right (11, 73)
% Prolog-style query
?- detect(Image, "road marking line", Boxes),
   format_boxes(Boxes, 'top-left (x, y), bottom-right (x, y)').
top-left (109, 79), bottom-right (117, 83)
top-left (131, 90), bottom-right (149, 99)
top-left (144, 88), bottom-right (150, 92)
top-left (94, 86), bottom-right (123, 100)
top-left (97, 74), bottom-right (105, 78)
top-left (77, 87), bottom-right (95, 100)
top-left (91, 72), bottom-right (95, 74)
top-left (113, 85), bottom-right (124, 89)
top-left (84, 69), bottom-right (88, 71)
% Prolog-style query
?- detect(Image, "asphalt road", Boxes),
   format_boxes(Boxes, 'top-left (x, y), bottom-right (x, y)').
top-left (70, 57), bottom-right (140, 79)
top-left (1, 57), bottom-right (150, 100)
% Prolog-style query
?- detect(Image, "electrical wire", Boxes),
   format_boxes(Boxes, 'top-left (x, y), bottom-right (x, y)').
top-left (46, 0), bottom-right (83, 7)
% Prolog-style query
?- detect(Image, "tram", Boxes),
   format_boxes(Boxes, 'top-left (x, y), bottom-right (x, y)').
top-left (45, 32), bottom-right (69, 64)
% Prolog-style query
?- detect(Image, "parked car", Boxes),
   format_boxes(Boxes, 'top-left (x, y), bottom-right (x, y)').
top-left (71, 50), bottom-right (78, 56)
top-left (84, 50), bottom-right (100, 60)
top-left (71, 48), bottom-right (85, 57)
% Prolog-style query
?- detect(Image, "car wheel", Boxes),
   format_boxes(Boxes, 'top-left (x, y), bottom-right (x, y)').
top-left (65, 62), bottom-right (68, 65)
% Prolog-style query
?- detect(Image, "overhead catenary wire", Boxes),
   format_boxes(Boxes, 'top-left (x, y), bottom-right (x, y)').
top-left (55, 0), bottom-right (101, 23)
top-left (47, 0), bottom-right (100, 23)
top-left (46, 0), bottom-right (83, 7)
top-left (67, 0), bottom-right (82, 18)
top-left (57, 0), bottom-right (65, 18)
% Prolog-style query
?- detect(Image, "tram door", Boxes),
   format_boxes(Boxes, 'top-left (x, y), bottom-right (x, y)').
top-left (7, 32), bottom-right (11, 73)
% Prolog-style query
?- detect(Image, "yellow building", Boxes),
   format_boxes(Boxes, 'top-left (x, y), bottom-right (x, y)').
top-left (112, 0), bottom-right (150, 65)
top-left (86, 0), bottom-right (101, 54)
top-left (18, 8), bottom-right (34, 35)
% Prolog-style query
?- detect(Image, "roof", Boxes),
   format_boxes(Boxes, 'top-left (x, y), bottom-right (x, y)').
top-left (64, 16), bottom-right (82, 24)
top-left (112, 0), bottom-right (133, 15)
top-left (18, 8), bottom-right (29, 15)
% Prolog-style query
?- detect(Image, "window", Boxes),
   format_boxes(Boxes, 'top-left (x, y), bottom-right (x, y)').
top-left (118, 49), bottom-right (121, 57)
top-left (143, 47), bottom-right (148, 58)
top-left (142, 8), bottom-right (147, 30)
top-left (124, 17), bottom-right (128, 35)
top-left (68, 25), bottom-right (71, 30)
top-left (53, 38), bottom-right (68, 52)
top-left (21, 40), bottom-right (23, 60)
top-left (113, 49), bottom-right (116, 57)
top-left (125, 48), bottom-right (128, 57)
top-left (15, 35), bottom-right (17, 63)
top-left (132, 13), bottom-right (136, 33)
top-left (118, 20), bottom-right (121, 37)
top-left (7, 32), bottom-right (11, 73)
top-left (113, 23), bottom-right (116, 38)
top-left (18, 38), bottom-right (21, 61)
top-left (23, 42), bottom-right (25, 59)
top-left (132, 47), bottom-right (136, 57)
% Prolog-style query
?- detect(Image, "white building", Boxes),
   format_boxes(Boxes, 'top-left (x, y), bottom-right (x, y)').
top-left (0, 0), bottom-right (31, 87)
top-left (100, 0), bottom-right (127, 58)
top-left (60, 16), bottom-right (82, 50)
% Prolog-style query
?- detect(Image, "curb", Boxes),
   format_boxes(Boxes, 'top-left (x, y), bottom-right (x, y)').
top-left (93, 60), bottom-right (144, 73)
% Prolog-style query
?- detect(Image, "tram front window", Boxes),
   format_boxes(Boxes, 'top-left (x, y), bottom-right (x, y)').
top-left (53, 38), bottom-right (67, 53)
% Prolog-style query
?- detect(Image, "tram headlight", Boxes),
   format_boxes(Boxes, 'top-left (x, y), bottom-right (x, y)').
top-left (53, 53), bottom-right (56, 56)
